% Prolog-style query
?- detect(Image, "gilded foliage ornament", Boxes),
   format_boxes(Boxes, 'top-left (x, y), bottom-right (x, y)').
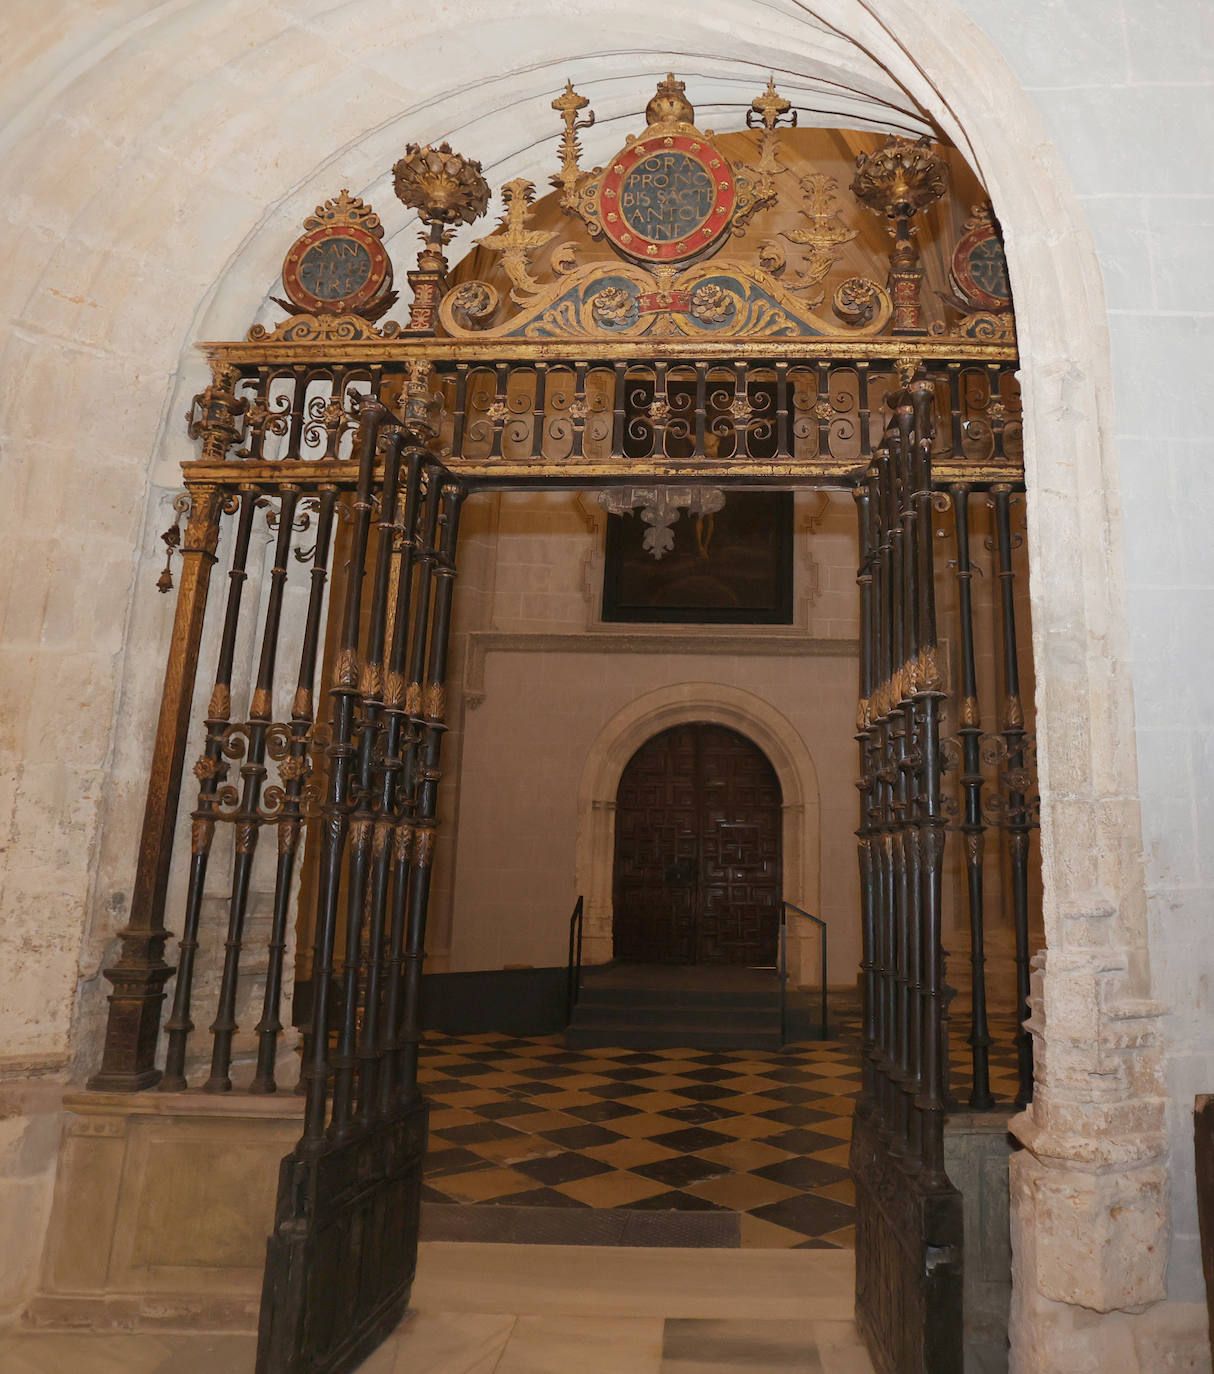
top-left (393, 143), bottom-right (491, 227)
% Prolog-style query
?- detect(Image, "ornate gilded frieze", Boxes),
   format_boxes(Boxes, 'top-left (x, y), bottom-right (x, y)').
top-left (187, 72), bottom-right (1022, 484)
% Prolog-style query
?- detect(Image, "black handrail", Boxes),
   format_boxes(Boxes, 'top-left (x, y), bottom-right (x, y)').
top-left (565, 895), bottom-right (585, 1025)
top-left (780, 901), bottom-right (828, 1043)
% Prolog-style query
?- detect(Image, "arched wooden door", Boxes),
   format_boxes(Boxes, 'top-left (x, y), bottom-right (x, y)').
top-left (612, 722), bottom-right (782, 965)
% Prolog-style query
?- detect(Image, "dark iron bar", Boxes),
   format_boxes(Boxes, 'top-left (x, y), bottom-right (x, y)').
top-left (374, 448), bottom-right (429, 1116)
top-left (162, 485), bottom-right (261, 1092)
top-left (853, 484), bottom-right (877, 1111)
top-left (330, 429), bottom-right (405, 1137)
top-left (302, 397), bottom-right (386, 1145)
top-left (911, 373), bottom-right (947, 1186)
top-left (399, 480), bottom-right (465, 1101)
top-left (991, 481), bottom-right (1034, 1106)
top-left (949, 482), bottom-right (994, 1109)
top-left (852, 375), bottom-right (963, 1374)
top-left (205, 484), bottom-right (303, 1093)
top-left (250, 485), bottom-right (340, 1094)
top-left (352, 441), bottom-right (417, 1125)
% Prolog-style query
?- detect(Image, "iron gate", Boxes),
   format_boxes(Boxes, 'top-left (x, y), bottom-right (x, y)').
top-left (252, 398), bottom-right (463, 1373)
top-left (851, 375), bottom-right (963, 1373)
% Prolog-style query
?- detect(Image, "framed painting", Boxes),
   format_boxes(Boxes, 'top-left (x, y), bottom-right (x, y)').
top-left (602, 491), bottom-right (794, 625)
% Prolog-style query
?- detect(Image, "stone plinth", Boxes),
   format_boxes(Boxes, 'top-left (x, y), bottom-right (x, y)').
top-left (29, 1091), bottom-right (302, 1331)
top-left (945, 1111), bottom-right (1015, 1374)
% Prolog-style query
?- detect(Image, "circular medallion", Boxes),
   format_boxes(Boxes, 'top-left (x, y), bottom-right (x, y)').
top-left (598, 135), bottom-right (737, 263)
top-left (281, 224), bottom-right (390, 315)
top-left (951, 218), bottom-right (1011, 311)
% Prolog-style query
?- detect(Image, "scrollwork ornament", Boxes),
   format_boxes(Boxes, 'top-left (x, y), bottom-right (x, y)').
top-left (832, 277), bottom-right (884, 326)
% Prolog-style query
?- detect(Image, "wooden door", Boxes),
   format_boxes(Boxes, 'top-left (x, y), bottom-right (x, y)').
top-left (612, 723), bottom-right (781, 965)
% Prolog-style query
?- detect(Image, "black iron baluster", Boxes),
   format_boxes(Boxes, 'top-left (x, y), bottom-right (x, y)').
top-left (815, 360), bottom-right (831, 458)
top-left (250, 486), bottom-right (339, 1095)
top-left (284, 366), bottom-right (309, 462)
top-left (854, 481), bottom-right (878, 1115)
top-left (949, 482), bottom-right (993, 1109)
top-left (451, 363), bottom-right (469, 459)
top-left (205, 484), bottom-right (303, 1092)
top-left (571, 361), bottom-right (589, 460)
top-left (651, 361), bottom-right (668, 460)
top-left (330, 427), bottom-right (405, 1138)
top-left (856, 361), bottom-right (871, 462)
top-left (774, 361), bottom-right (789, 461)
top-left (302, 396), bottom-right (386, 1146)
top-left (399, 480), bottom-right (466, 1100)
top-left (376, 449), bottom-right (428, 1117)
top-left (991, 481), bottom-right (1033, 1106)
top-left (161, 486), bottom-right (260, 1092)
top-left (352, 444), bottom-right (414, 1126)
top-left (487, 361), bottom-right (510, 461)
top-left (387, 471), bottom-right (444, 1104)
top-left (733, 361), bottom-right (749, 458)
top-left (531, 363), bottom-right (549, 460)
top-left (911, 373), bottom-right (948, 1188)
top-left (874, 439), bottom-right (897, 1136)
top-left (610, 362), bottom-right (627, 457)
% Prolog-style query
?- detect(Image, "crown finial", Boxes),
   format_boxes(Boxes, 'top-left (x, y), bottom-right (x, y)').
top-left (645, 73), bottom-right (695, 128)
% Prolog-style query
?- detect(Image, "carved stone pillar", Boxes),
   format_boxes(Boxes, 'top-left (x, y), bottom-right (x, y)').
top-left (1008, 941), bottom-right (1169, 1371)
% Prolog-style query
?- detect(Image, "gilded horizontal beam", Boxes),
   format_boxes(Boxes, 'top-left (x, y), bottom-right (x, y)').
top-left (199, 337), bottom-right (1019, 367)
top-left (181, 456), bottom-right (1024, 490)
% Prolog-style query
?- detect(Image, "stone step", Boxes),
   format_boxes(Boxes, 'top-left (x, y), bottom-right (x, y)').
top-left (563, 1022), bottom-right (784, 1050)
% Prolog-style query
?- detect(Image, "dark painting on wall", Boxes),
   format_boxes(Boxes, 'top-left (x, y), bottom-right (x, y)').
top-left (602, 491), bottom-right (794, 625)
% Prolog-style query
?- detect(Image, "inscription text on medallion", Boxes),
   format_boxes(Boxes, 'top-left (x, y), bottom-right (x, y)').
top-left (298, 238), bottom-right (374, 301)
top-left (619, 151), bottom-right (715, 244)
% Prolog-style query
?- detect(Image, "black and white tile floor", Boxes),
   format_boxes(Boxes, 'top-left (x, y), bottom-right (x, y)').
top-left (419, 1001), bottom-right (1023, 1249)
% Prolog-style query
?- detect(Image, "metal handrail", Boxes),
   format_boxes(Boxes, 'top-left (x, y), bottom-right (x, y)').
top-left (779, 901), bottom-right (828, 1043)
top-left (565, 895), bottom-right (585, 1025)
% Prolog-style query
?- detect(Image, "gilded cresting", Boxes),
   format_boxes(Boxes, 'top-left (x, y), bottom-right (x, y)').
top-left (186, 72), bottom-right (1022, 489)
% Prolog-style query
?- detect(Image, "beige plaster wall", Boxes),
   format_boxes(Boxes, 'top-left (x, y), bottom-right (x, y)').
top-left (444, 490), bottom-right (861, 981)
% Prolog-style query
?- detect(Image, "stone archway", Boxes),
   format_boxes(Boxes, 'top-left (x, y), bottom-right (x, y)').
top-left (0, 2), bottom-right (1174, 1365)
top-left (574, 684), bottom-right (822, 986)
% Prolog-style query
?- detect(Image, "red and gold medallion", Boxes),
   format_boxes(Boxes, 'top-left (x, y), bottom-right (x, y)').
top-left (598, 133), bottom-right (737, 264)
top-left (281, 222), bottom-right (390, 316)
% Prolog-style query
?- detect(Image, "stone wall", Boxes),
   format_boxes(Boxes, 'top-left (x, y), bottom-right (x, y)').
top-left (959, 0), bottom-right (1214, 1316)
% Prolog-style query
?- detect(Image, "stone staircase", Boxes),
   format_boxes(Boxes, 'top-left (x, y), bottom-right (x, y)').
top-left (564, 963), bottom-right (784, 1050)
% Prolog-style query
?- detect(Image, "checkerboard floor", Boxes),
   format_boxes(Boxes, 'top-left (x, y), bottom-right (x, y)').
top-left (419, 998), bottom-right (1025, 1250)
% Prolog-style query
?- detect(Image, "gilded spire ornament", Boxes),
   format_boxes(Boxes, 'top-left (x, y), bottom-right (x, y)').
top-left (745, 76), bottom-right (797, 208)
top-left (551, 80), bottom-right (595, 213)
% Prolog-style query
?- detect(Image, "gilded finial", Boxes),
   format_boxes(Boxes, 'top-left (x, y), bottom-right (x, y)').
top-left (551, 79), bottom-right (595, 211)
top-left (851, 135), bottom-right (948, 219)
top-left (747, 77), bottom-right (796, 132)
top-left (392, 142), bottom-right (491, 228)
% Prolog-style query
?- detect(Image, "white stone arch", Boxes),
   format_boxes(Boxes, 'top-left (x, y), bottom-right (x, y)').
top-left (0, 0), bottom-right (1169, 1359)
top-left (573, 684), bottom-right (822, 982)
